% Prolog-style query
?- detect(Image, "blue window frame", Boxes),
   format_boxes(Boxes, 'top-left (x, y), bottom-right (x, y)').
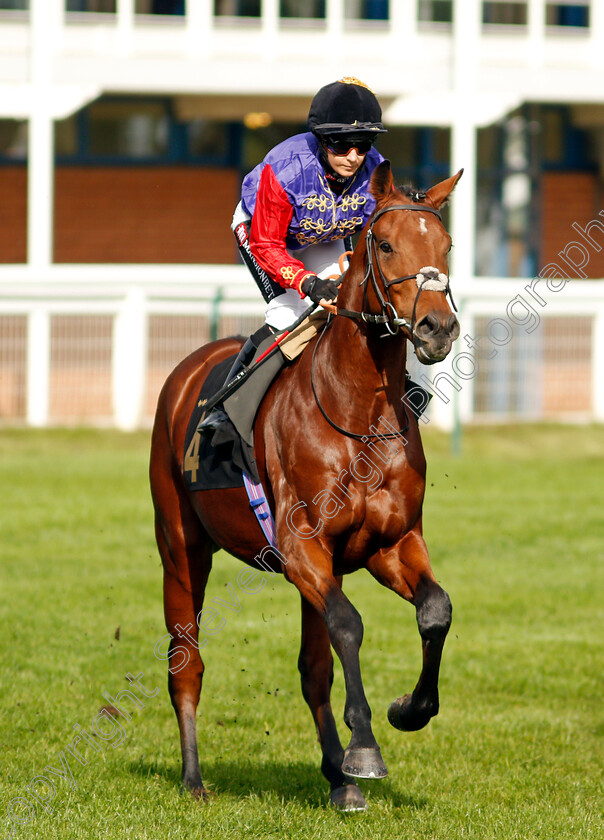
top-left (50, 98), bottom-right (243, 167)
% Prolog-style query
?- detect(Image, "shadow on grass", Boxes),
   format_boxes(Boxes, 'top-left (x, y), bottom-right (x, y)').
top-left (128, 757), bottom-right (428, 811)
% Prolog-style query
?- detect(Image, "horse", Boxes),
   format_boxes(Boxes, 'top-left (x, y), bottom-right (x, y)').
top-left (149, 160), bottom-right (462, 812)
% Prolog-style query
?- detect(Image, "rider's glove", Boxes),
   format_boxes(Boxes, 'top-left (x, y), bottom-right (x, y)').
top-left (301, 274), bottom-right (340, 305)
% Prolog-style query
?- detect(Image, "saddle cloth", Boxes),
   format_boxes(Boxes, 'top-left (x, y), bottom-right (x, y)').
top-left (183, 355), bottom-right (246, 491)
top-left (182, 354), bottom-right (278, 544)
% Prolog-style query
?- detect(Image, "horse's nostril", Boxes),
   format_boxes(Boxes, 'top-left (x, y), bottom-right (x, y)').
top-left (414, 313), bottom-right (440, 338)
top-left (447, 315), bottom-right (460, 339)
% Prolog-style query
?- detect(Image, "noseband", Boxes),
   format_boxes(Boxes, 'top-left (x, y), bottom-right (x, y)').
top-left (337, 203), bottom-right (457, 340)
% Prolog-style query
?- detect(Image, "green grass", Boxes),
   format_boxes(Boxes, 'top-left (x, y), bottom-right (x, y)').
top-left (1, 425), bottom-right (603, 839)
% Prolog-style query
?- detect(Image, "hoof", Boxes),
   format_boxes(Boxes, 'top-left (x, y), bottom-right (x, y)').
top-left (330, 783), bottom-right (367, 812)
top-left (180, 782), bottom-right (211, 801)
top-left (387, 693), bottom-right (437, 732)
top-left (342, 746), bottom-right (388, 780)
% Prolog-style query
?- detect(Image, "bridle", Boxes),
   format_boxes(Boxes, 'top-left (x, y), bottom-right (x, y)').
top-left (310, 202), bottom-right (457, 441)
top-left (336, 203), bottom-right (457, 340)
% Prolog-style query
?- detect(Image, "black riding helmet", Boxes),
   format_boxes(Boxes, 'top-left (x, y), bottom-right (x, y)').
top-left (307, 77), bottom-right (387, 137)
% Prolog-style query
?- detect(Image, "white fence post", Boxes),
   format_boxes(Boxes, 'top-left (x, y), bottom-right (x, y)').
top-left (26, 308), bottom-right (51, 427)
top-left (593, 302), bottom-right (604, 422)
top-left (112, 288), bottom-right (148, 431)
top-left (457, 305), bottom-right (475, 425)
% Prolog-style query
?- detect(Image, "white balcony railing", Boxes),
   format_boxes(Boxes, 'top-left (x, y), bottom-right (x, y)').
top-left (1, 1), bottom-right (603, 110)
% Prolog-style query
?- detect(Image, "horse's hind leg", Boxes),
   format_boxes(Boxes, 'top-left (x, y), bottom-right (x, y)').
top-left (153, 484), bottom-right (212, 798)
top-left (298, 589), bottom-right (367, 812)
top-left (368, 529), bottom-right (452, 732)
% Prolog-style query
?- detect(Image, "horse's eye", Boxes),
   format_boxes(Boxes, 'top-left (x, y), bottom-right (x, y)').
top-left (379, 241), bottom-right (393, 254)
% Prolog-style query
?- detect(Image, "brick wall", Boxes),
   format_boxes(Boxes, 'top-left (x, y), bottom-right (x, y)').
top-left (0, 167), bottom-right (27, 263)
top-left (4, 164), bottom-right (603, 273)
top-left (540, 171), bottom-right (604, 278)
top-left (0, 165), bottom-right (241, 263)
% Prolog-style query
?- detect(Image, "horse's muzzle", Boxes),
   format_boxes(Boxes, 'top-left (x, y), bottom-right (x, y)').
top-left (412, 313), bottom-right (460, 364)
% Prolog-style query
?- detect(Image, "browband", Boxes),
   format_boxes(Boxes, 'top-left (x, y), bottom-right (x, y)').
top-left (370, 204), bottom-right (443, 224)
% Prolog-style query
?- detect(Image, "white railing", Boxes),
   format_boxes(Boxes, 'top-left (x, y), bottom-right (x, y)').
top-left (1, 267), bottom-right (603, 430)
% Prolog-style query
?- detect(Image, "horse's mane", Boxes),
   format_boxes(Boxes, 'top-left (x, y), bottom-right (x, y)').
top-left (396, 182), bottom-right (453, 210)
top-left (397, 184), bottom-right (427, 203)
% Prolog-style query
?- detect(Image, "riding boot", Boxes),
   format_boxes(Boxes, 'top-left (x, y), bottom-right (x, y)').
top-left (222, 343), bottom-right (286, 448)
top-left (198, 324), bottom-right (273, 438)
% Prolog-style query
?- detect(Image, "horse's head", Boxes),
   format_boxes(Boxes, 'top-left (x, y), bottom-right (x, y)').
top-left (357, 161), bottom-right (462, 364)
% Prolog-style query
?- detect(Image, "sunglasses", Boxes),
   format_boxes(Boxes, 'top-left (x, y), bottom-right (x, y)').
top-left (324, 136), bottom-right (375, 156)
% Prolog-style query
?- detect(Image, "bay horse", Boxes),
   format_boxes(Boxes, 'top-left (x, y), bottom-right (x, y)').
top-left (150, 161), bottom-right (462, 812)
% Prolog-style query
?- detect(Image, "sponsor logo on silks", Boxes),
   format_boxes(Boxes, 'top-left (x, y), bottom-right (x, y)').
top-left (235, 222), bottom-right (249, 246)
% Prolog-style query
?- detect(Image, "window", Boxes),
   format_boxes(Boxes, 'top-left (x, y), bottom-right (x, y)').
top-left (51, 97), bottom-right (241, 166)
top-left (65, 1), bottom-right (116, 11)
top-left (137, 0), bottom-right (185, 13)
top-left (214, 0), bottom-right (260, 15)
top-left (540, 105), bottom-right (592, 169)
top-left (0, 120), bottom-right (27, 159)
top-left (546, 3), bottom-right (589, 27)
top-left (280, 0), bottom-right (325, 19)
top-left (418, 0), bottom-right (452, 24)
top-left (188, 120), bottom-right (238, 163)
top-left (483, 2), bottom-right (527, 26)
top-left (87, 100), bottom-right (169, 158)
top-left (476, 108), bottom-right (544, 277)
top-left (55, 116), bottom-right (79, 157)
top-left (379, 127), bottom-right (450, 189)
top-left (345, 0), bottom-right (388, 20)
top-left (67, 1), bottom-right (187, 12)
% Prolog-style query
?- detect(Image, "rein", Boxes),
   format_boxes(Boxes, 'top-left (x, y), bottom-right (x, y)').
top-left (310, 317), bottom-right (410, 442)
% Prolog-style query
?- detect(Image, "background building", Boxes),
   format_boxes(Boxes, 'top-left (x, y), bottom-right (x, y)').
top-left (0, 0), bottom-right (603, 429)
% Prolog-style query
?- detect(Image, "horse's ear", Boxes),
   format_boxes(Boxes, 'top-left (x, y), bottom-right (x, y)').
top-left (371, 160), bottom-right (394, 203)
top-left (425, 169), bottom-right (464, 209)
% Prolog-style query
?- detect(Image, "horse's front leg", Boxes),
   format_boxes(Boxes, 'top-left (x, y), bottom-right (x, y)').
top-left (298, 587), bottom-right (368, 810)
top-left (282, 536), bottom-right (388, 781)
top-left (367, 528), bottom-right (452, 731)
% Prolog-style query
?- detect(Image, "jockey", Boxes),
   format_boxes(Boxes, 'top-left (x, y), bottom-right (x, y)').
top-left (200, 77), bottom-right (387, 438)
